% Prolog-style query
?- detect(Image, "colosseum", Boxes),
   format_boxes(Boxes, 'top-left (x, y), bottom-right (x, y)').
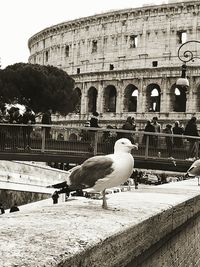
top-left (28, 0), bottom-right (200, 130)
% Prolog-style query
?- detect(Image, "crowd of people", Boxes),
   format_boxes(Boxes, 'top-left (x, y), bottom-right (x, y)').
top-left (81, 112), bottom-right (200, 161)
top-left (0, 104), bottom-right (36, 151)
top-left (0, 103), bottom-right (53, 151)
top-left (134, 116), bottom-right (199, 160)
top-left (0, 104), bottom-right (198, 161)
top-left (141, 116), bottom-right (199, 160)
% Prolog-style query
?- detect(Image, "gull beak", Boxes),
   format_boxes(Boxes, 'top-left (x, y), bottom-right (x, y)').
top-left (130, 143), bottom-right (138, 150)
top-left (133, 143), bottom-right (138, 150)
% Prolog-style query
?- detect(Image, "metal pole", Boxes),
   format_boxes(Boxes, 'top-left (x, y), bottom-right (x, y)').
top-left (41, 127), bottom-right (46, 153)
top-left (93, 131), bottom-right (98, 156)
top-left (144, 135), bottom-right (149, 159)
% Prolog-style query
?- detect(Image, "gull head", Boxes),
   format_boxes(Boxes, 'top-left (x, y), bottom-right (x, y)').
top-left (114, 138), bottom-right (138, 153)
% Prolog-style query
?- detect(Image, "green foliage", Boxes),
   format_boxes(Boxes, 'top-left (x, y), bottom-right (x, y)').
top-left (0, 63), bottom-right (77, 115)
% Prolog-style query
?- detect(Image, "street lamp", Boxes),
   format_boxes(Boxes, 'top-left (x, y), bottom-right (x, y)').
top-left (176, 40), bottom-right (200, 87)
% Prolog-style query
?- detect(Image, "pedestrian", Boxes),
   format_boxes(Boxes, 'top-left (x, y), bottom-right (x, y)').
top-left (172, 121), bottom-right (184, 148)
top-left (121, 116), bottom-right (136, 143)
top-left (152, 116), bottom-right (161, 147)
top-left (89, 111), bottom-right (100, 128)
top-left (163, 124), bottom-right (173, 158)
top-left (52, 190), bottom-right (59, 204)
top-left (184, 116), bottom-right (199, 160)
top-left (80, 121), bottom-right (90, 141)
top-left (0, 203), bottom-right (5, 214)
top-left (41, 109), bottom-right (52, 139)
top-left (132, 169), bottom-right (139, 189)
top-left (131, 117), bottom-right (137, 131)
top-left (22, 107), bottom-right (36, 150)
top-left (142, 120), bottom-right (155, 146)
top-left (8, 107), bottom-right (23, 150)
top-left (89, 111), bottom-right (100, 152)
top-left (10, 203), bottom-right (19, 213)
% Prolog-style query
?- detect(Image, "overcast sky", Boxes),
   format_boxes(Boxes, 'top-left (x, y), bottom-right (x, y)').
top-left (0, 0), bottom-right (167, 69)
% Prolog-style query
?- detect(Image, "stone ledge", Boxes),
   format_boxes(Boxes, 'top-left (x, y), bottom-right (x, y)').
top-left (1, 179), bottom-right (200, 267)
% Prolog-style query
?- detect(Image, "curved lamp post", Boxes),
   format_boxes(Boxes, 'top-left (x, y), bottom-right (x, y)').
top-left (177, 40), bottom-right (200, 86)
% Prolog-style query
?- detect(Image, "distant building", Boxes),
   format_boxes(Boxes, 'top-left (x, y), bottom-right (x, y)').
top-left (28, 0), bottom-right (200, 129)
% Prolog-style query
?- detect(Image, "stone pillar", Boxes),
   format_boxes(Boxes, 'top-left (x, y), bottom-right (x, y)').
top-left (81, 83), bottom-right (88, 115)
top-left (96, 83), bottom-right (104, 114)
top-left (116, 81), bottom-right (123, 114)
top-left (160, 77), bottom-right (169, 113)
top-left (137, 78), bottom-right (146, 113)
top-left (186, 77), bottom-right (196, 113)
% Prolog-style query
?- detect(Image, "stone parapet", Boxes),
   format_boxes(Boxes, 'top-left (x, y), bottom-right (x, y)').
top-left (1, 179), bottom-right (200, 266)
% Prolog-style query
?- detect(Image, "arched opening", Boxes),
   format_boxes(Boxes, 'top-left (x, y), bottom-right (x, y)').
top-left (88, 87), bottom-right (98, 113)
top-left (57, 133), bottom-right (64, 141)
top-left (69, 133), bottom-right (78, 141)
top-left (124, 84), bottom-right (138, 112)
top-left (74, 87), bottom-right (82, 113)
top-left (65, 45), bottom-right (69, 57)
top-left (146, 84), bottom-right (161, 112)
top-left (173, 86), bottom-right (187, 112)
top-left (104, 85), bottom-right (117, 112)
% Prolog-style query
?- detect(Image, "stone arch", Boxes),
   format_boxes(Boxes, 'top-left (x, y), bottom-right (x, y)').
top-left (104, 85), bottom-right (117, 112)
top-left (170, 84), bottom-right (187, 112)
top-left (88, 87), bottom-right (98, 113)
top-left (124, 84), bottom-right (138, 112)
top-left (57, 133), bottom-right (64, 141)
top-left (74, 87), bottom-right (82, 113)
top-left (146, 84), bottom-right (161, 112)
top-left (69, 133), bottom-right (78, 141)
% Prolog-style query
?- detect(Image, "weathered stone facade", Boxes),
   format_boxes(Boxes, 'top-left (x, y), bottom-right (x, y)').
top-left (28, 0), bottom-right (200, 129)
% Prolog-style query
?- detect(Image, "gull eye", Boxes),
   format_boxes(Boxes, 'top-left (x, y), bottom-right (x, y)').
top-left (121, 142), bottom-right (125, 144)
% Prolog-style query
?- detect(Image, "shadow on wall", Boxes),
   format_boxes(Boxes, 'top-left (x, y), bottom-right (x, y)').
top-left (0, 189), bottom-right (51, 210)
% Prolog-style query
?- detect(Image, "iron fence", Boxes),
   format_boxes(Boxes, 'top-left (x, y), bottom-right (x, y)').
top-left (0, 123), bottom-right (199, 162)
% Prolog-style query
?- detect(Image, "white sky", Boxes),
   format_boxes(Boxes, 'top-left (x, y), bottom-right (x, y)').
top-left (0, 0), bottom-right (167, 69)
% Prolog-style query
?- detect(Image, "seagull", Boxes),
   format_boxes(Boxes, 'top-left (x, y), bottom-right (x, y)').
top-left (50, 138), bottom-right (138, 209)
top-left (185, 159), bottom-right (200, 186)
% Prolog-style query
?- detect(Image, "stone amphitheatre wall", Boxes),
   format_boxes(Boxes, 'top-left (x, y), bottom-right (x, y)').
top-left (28, 1), bottom-right (200, 75)
top-left (28, 1), bottom-right (200, 129)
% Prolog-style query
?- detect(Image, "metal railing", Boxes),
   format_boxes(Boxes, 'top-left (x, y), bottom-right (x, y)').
top-left (0, 123), bottom-right (199, 162)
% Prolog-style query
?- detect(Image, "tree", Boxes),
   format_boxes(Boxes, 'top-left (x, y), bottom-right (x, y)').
top-left (0, 63), bottom-right (78, 115)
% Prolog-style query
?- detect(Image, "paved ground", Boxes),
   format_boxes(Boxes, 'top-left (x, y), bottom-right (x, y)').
top-left (1, 178), bottom-right (200, 267)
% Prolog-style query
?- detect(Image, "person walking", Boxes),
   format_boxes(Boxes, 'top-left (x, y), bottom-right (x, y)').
top-left (121, 116), bottom-right (136, 143)
top-left (163, 124), bottom-right (173, 158)
top-left (8, 107), bottom-right (23, 150)
top-left (184, 117), bottom-right (199, 160)
top-left (41, 109), bottom-right (52, 139)
top-left (172, 121), bottom-right (184, 148)
top-left (89, 111), bottom-right (100, 152)
top-left (89, 111), bottom-right (100, 128)
top-left (152, 116), bottom-right (161, 148)
top-left (22, 107), bottom-right (36, 150)
top-left (142, 120), bottom-right (155, 146)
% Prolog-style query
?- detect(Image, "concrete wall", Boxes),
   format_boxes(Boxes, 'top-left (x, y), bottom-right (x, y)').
top-left (0, 160), bottom-right (69, 208)
top-left (0, 189), bottom-right (50, 209)
top-left (133, 213), bottom-right (200, 267)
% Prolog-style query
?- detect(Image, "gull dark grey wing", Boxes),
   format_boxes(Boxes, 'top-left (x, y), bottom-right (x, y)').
top-left (69, 156), bottom-right (114, 190)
